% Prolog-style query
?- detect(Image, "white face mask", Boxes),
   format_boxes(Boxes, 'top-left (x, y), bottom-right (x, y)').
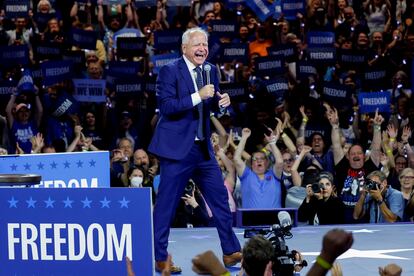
top-left (130, 176), bottom-right (143, 188)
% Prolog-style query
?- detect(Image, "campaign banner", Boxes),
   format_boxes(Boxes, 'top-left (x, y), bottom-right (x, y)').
top-left (220, 82), bottom-right (247, 102)
top-left (113, 28), bottom-right (144, 49)
top-left (167, 0), bottom-right (191, 6)
top-left (116, 37), bottom-right (147, 58)
top-left (267, 44), bottom-right (297, 63)
top-left (0, 151), bottom-right (110, 188)
top-left (272, 0), bottom-right (282, 19)
top-left (307, 32), bottom-right (335, 46)
top-left (0, 79), bottom-right (16, 97)
top-left (73, 79), bottom-right (106, 103)
top-left (305, 125), bottom-right (327, 140)
top-left (4, 0), bottom-right (30, 18)
top-left (41, 60), bottom-right (73, 87)
top-left (210, 20), bottom-right (237, 38)
top-left (154, 29), bottom-right (181, 51)
top-left (254, 55), bottom-right (285, 77)
top-left (151, 53), bottom-right (180, 75)
top-left (62, 50), bottom-right (86, 71)
top-left (322, 82), bottom-right (352, 107)
top-left (0, 187), bottom-right (153, 276)
top-left (108, 61), bottom-right (142, 77)
top-left (339, 49), bottom-right (367, 68)
top-left (102, 0), bottom-right (126, 4)
top-left (264, 77), bottom-right (289, 99)
top-left (296, 61), bottom-right (317, 79)
top-left (225, 0), bottom-right (245, 9)
top-left (281, 0), bottom-right (305, 20)
top-left (0, 45), bottom-right (29, 67)
top-left (207, 36), bottom-right (222, 64)
top-left (307, 47), bottom-right (336, 64)
top-left (221, 43), bottom-right (249, 63)
top-left (358, 91), bottom-right (391, 113)
top-left (33, 42), bottom-right (62, 61)
top-left (145, 76), bottom-right (157, 94)
top-left (114, 78), bottom-right (144, 96)
top-left (363, 68), bottom-right (387, 91)
top-left (71, 28), bottom-right (98, 50)
top-left (246, 0), bottom-right (276, 22)
top-left (134, 0), bottom-right (156, 8)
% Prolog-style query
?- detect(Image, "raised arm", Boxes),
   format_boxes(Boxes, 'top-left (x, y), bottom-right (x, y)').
top-left (33, 87), bottom-right (43, 128)
top-left (281, 112), bottom-right (297, 155)
top-left (370, 109), bottom-right (384, 167)
top-left (265, 119), bottom-right (283, 178)
top-left (233, 128), bottom-right (250, 177)
top-left (291, 145), bottom-right (312, 186)
top-left (326, 106), bottom-right (344, 165)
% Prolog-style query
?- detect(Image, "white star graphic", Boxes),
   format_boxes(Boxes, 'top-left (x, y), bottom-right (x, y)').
top-left (302, 248), bottom-right (414, 260)
top-left (351, 228), bottom-right (380, 233)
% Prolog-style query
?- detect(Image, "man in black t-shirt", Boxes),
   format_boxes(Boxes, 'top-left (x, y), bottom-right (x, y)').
top-left (327, 107), bottom-right (383, 223)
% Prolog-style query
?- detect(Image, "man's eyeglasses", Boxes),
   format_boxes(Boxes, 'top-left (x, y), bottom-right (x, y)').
top-left (283, 158), bottom-right (293, 163)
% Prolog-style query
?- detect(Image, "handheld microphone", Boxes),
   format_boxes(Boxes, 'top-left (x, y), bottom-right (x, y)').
top-left (278, 211), bottom-right (292, 229)
top-left (203, 64), bottom-right (211, 85)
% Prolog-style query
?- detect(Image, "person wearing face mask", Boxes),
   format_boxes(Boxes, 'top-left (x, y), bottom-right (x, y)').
top-left (353, 170), bottom-right (405, 223)
top-left (128, 167), bottom-right (145, 188)
top-left (298, 172), bottom-right (346, 225)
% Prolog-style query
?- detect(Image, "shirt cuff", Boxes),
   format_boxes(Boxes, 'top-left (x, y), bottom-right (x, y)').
top-left (191, 92), bottom-right (202, 106)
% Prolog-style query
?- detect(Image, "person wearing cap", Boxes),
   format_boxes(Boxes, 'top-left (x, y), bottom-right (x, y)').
top-left (5, 85), bottom-right (43, 154)
top-left (298, 171), bottom-right (345, 225)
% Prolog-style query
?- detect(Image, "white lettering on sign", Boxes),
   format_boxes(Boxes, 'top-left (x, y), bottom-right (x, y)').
top-left (8, 223), bottom-right (132, 261)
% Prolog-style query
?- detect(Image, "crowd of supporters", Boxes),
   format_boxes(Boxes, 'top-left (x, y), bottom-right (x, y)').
top-left (0, 0), bottom-right (414, 225)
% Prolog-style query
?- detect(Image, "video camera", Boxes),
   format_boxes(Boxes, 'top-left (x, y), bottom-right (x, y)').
top-left (244, 212), bottom-right (307, 276)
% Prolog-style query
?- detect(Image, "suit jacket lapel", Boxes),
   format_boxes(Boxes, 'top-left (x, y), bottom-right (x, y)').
top-left (178, 57), bottom-right (195, 95)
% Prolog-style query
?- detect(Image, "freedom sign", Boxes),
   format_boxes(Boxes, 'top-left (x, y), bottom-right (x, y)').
top-left (0, 187), bottom-right (153, 276)
top-left (358, 91), bottom-right (391, 113)
top-left (0, 152), bottom-right (110, 188)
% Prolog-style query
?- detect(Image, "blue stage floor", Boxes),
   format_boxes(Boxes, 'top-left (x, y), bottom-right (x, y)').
top-left (158, 224), bottom-right (414, 275)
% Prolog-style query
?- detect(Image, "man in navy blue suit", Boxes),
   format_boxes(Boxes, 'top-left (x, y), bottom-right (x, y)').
top-left (149, 27), bottom-right (242, 273)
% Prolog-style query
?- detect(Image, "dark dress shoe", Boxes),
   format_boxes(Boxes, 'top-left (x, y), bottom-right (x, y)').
top-left (155, 260), bottom-right (182, 274)
top-left (223, 251), bottom-right (242, 267)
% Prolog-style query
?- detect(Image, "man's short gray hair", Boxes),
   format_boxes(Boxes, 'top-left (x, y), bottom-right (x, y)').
top-left (181, 27), bottom-right (208, 45)
top-left (367, 170), bottom-right (387, 182)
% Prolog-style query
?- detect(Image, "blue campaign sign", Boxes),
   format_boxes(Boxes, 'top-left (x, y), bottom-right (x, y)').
top-left (71, 28), bottom-right (98, 50)
top-left (0, 45), bottom-right (29, 67)
top-left (0, 152), bottom-right (110, 188)
top-left (358, 91), bottom-right (391, 113)
top-left (154, 29), bottom-right (182, 51)
top-left (73, 79), bottom-right (106, 103)
top-left (0, 188), bottom-right (153, 276)
top-left (246, 0), bottom-right (276, 22)
top-left (307, 32), bottom-right (335, 46)
top-left (151, 53), bottom-right (180, 75)
top-left (41, 60), bottom-right (73, 87)
top-left (4, 0), bottom-right (30, 18)
top-left (282, 0), bottom-right (305, 20)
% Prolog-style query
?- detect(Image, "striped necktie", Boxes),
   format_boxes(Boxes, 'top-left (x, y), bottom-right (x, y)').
top-left (194, 66), bottom-right (204, 140)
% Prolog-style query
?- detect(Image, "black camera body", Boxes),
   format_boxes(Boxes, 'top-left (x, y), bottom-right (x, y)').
top-left (184, 180), bottom-right (195, 196)
top-left (311, 182), bottom-right (324, 193)
top-left (364, 179), bottom-right (379, 191)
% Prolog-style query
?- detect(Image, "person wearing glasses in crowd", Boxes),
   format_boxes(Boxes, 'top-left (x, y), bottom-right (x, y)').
top-left (233, 127), bottom-right (284, 209)
top-left (398, 168), bottom-right (414, 221)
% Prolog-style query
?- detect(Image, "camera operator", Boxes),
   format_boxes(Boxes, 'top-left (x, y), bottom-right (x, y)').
top-left (353, 171), bottom-right (405, 223)
top-left (191, 235), bottom-right (305, 276)
top-left (298, 172), bottom-right (345, 225)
